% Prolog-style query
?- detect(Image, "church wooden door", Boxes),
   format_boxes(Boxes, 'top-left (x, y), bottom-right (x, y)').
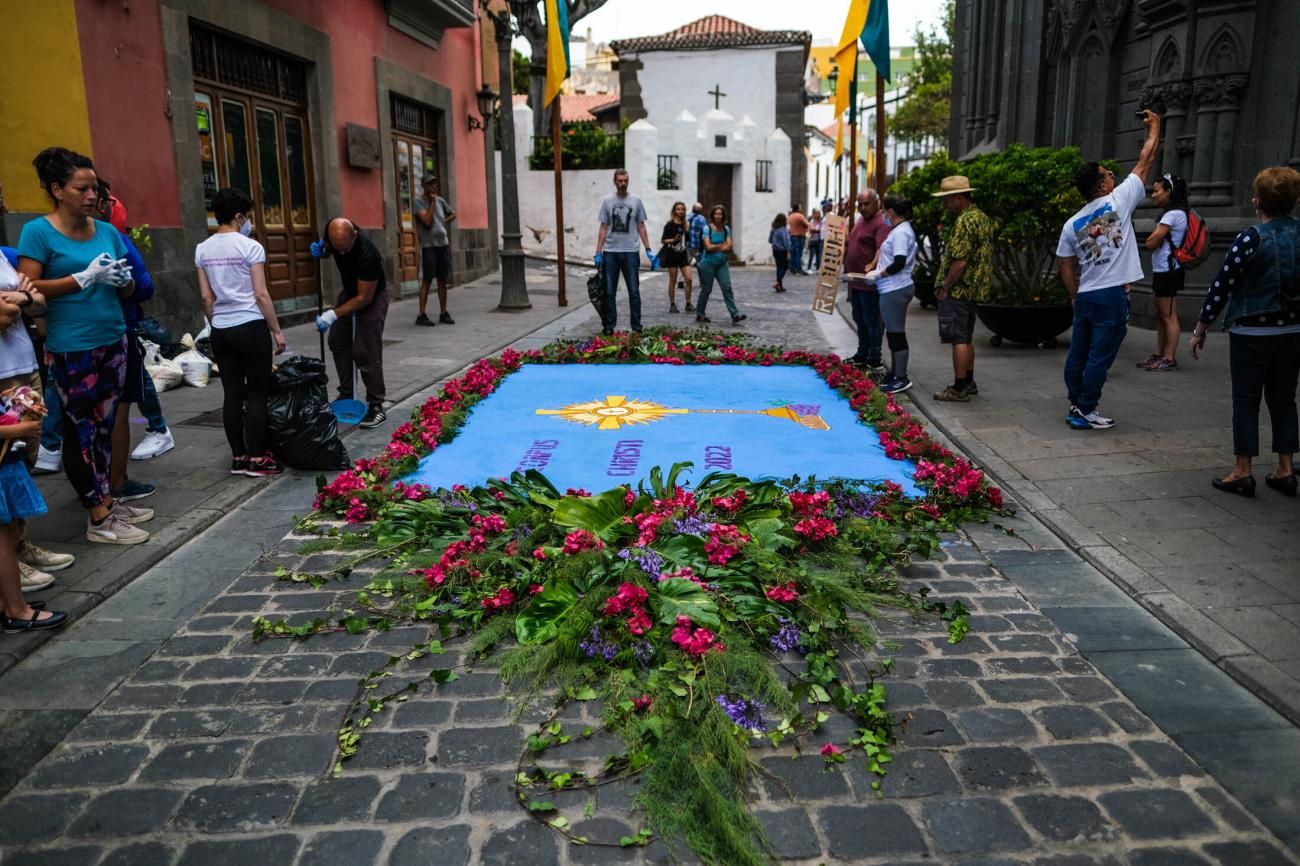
top-left (697, 163), bottom-right (734, 225)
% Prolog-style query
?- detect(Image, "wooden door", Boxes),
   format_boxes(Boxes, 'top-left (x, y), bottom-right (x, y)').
top-left (392, 96), bottom-right (442, 285)
top-left (697, 163), bottom-right (734, 224)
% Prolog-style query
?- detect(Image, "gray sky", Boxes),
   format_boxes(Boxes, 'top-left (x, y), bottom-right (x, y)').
top-left (568, 0), bottom-right (949, 47)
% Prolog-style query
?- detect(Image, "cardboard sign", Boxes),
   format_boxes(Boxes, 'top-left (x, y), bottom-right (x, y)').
top-left (812, 214), bottom-right (847, 315)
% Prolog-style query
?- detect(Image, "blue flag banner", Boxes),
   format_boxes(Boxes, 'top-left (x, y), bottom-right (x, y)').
top-left (860, 0), bottom-right (890, 82)
top-left (403, 365), bottom-right (921, 496)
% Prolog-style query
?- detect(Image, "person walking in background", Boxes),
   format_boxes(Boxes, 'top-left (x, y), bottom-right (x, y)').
top-left (687, 202), bottom-right (707, 271)
top-left (17, 147), bottom-right (151, 545)
top-left (413, 174), bottom-right (456, 327)
top-left (1141, 173), bottom-right (1190, 372)
top-left (843, 189), bottom-right (890, 375)
top-left (312, 218), bottom-right (390, 429)
top-left (787, 205), bottom-right (809, 275)
top-left (695, 205), bottom-right (746, 325)
top-left (195, 188), bottom-right (287, 477)
top-left (0, 251), bottom-right (76, 590)
top-left (1056, 109), bottom-right (1162, 429)
top-left (658, 202), bottom-right (693, 313)
top-left (769, 212), bottom-right (790, 293)
top-left (594, 169), bottom-right (655, 335)
top-left (806, 208), bottom-right (824, 272)
top-left (932, 176), bottom-right (994, 402)
top-left (1189, 166), bottom-right (1300, 498)
top-left (867, 196), bottom-right (919, 395)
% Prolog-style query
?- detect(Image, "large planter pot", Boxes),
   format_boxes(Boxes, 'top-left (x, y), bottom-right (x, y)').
top-left (976, 303), bottom-right (1074, 348)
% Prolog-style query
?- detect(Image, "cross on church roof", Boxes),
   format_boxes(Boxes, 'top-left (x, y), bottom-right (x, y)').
top-left (708, 84), bottom-right (727, 110)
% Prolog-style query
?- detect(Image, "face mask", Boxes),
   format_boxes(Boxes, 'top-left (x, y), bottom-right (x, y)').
top-left (238, 216), bottom-right (254, 237)
top-left (882, 214), bottom-right (893, 227)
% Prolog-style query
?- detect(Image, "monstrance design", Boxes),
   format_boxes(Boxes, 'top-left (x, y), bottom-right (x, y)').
top-left (536, 396), bottom-right (830, 431)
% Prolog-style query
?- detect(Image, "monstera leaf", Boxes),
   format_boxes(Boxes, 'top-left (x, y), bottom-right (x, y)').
top-left (551, 489), bottom-right (634, 542)
top-left (654, 578), bottom-right (720, 629)
top-left (515, 580), bottom-right (580, 645)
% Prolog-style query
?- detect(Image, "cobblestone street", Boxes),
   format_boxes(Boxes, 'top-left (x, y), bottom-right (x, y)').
top-left (1, 263), bottom-right (1296, 864)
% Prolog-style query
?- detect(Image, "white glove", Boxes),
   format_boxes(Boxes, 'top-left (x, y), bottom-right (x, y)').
top-left (866, 269), bottom-right (884, 282)
top-left (316, 309), bottom-right (339, 333)
top-left (104, 263), bottom-right (133, 288)
top-left (72, 253), bottom-right (126, 289)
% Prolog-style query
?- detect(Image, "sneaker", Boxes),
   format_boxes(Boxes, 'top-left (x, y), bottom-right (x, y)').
top-left (439, 312), bottom-right (455, 325)
top-left (130, 429), bottom-right (175, 461)
top-left (1084, 408), bottom-right (1114, 428)
top-left (34, 445), bottom-right (61, 474)
top-left (2, 608), bottom-right (69, 633)
top-left (867, 362), bottom-right (888, 380)
top-left (1137, 354), bottom-right (1160, 368)
top-left (112, 500), bottom-right (155, 524)
top-left (695, 315), bottom-right (710, 323)
top-left (111, 479), bottom-right (156, 501)
top-left (963, 381), bottom-right (979, 396)
top-left (18, 542), bottom-right (75, 573)
top-left (685, 303), bottom-right (696, 312)
top-left (669, 303), bottom-right (680, 313)
top-left (87, 514), bottom-right (149, 545)
top-left (415, 313), bottom-right (435, 327)
top-left (731, 314), bottom-right (747, 323)
top-left (882, 376), bottom-right (913, 395)
top-left (244, 455), bottom-right (284, 477)
top-left (18, 561), bottom-right (55, 592)
top-left (934, 386), bottom-right (970, 403)
top-left (359, 406), bottom-right (387, 430)
top-left (1148, 358), bottom-right (1178, 371)
top-left (231, 456), bottom-right (249, 476)
top-left (1066, 406), bottom-right (1114, 430)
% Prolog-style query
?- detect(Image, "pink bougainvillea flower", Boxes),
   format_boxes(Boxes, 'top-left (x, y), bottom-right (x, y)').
top-left (764, 582), bottom-right (799, 603)
top-left (562, 529), bottom-right (605, 555)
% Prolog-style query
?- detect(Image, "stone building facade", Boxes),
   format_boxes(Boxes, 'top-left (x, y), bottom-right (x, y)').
top-left (949, 0), bottom-right (1300, 322)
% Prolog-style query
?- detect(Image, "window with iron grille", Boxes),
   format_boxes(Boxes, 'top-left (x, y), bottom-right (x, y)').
top-left (657, 155), bottom-right (680, 190)
top-left (392, 96), bottom-right (440, 140)
top-left (190, 24), bottom-right (307, 105)
top-left (755, 160), bottom-right (773, 193)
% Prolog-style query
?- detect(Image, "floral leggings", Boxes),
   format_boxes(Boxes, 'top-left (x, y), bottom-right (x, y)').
top-left (47, 339), bottom-right (126, 508)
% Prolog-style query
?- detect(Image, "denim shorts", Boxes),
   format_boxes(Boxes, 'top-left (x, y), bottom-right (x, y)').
top-left (938, 296), bottom-right (978, 344)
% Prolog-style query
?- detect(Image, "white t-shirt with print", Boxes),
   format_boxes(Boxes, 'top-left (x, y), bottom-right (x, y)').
top-left (875, 221), bottom-right (918, 294)
top-left (0, 256), bottom-right (38, 380)
top-left (1056, 173), bottom-right (1146, 294)
top-left (194, 232), bottom-right (268, 328)
top-left (1151, 209), bottom-right (1188, 274)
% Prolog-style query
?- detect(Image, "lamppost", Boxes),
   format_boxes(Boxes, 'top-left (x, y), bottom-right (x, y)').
top-left (484, 0), bottom-right (531, 310)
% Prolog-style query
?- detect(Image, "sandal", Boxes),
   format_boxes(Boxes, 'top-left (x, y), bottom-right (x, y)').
top-left (2, 608), bottom-right (69, 633)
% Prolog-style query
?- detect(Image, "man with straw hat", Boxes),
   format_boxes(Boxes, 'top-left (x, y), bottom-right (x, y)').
top-left (932, 175), bottom-right (994, 401)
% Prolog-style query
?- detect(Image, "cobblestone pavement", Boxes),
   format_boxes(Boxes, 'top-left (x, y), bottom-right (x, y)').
top-left (1, 265), bottom-right (1297, 864)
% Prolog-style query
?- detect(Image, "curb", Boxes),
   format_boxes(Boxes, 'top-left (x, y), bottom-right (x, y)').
top-left (833, 298), bottom-right (1300, 727)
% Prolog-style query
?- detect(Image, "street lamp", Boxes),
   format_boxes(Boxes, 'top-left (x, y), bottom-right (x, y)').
top-left (484, 0), bottom-right (531, 310)
top-left (468, 85), bottom-right (497, 132)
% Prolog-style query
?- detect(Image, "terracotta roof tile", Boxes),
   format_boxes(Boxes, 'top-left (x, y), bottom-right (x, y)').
top-left (512, 92), bottom-right (620, 123)
top-left (611, 15), bottom-right (810, 55)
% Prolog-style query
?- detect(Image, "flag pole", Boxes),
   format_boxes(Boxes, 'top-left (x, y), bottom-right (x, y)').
top-left (847, 58), bottom-right (859, 229)
top-left (875, 72), bottom-right (886, 196)
top-left (550, 91), bottom-right (568, 306)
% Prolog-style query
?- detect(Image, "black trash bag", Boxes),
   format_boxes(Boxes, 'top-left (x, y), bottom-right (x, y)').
top-left (267, 355), bottom-right (351, 470)
top-left (195, 336), bottom-right (217, 367)
top-left (586, 270), bottom-right (605, 318)
top-left (159, 341), bottom-right (184, 360)
top-left (137, 317), bottom-right (173, 348)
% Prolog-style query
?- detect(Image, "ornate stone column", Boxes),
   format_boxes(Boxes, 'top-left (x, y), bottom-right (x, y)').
top-left (1189, 78), bottom-right (1220, 202)
top-left (1158, 81), bottom-right (1193, 178)
top-left (1209, 75), bottom-right (1248, 203)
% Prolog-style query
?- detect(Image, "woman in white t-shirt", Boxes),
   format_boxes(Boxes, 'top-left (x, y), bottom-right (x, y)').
top-left (194, 188), bottom-right (286, 477)
top-left (1141, 173), bottom-right (1189, 371)
top-left (866, 195), bottom-right (919, 395)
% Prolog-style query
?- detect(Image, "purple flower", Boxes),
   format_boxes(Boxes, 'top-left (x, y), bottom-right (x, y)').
top-left (632, 640), bottom-right (655, 666)
top-left (716, 694), bottom-right (767, 731)
top-left (579, 626), bottom-right (618, 662)
top-left (770, 617), bottom-right (802, 653)
top-left (673, 515), bottom-right (712, 536)
top-left (634, 549), bottom-right (664, 579)
top-left (832, 489), bottom-right (880, 520)
top-left (618, 548), bottom-right (633, 561)
top-left (512, 523), bottom-right (533, 539)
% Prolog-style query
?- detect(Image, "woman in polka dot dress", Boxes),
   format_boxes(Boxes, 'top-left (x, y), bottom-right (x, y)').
top-left (1189, 166), bottom-right (1300, 498)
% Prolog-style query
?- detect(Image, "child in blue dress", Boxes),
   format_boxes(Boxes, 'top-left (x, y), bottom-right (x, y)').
top-left (1, 388), bottom-right (69, 632)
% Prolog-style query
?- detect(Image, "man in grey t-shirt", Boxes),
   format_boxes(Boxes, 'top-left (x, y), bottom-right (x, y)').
top-left (414, 175), bottom-right (456, 327)
top-left (594, 169), bottom-right (655, 334)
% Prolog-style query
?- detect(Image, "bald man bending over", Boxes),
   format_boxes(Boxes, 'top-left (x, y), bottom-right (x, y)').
top-left (310, 218), bottom-right (390, 429)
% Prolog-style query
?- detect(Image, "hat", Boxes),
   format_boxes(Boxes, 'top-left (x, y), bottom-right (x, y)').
top-left (932, 175), bottom-right (977, 197)
top-left (421, 174), bottom-right (438, 186)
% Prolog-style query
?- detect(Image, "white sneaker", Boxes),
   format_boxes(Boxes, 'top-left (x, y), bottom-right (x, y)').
top-left (87, 514), bottom-right (150, 545)
top-left (1084, 409), bottom-right (1114, 428)
top-left (19, 561), bottom-right (56, 592)
top-left (131, 429), bottom-right (175, 461)
top-left (34, 445), bottom-right (61, 473)
top-left (111, 500), bottom-right (155, 524)
top-left (18, 542), bottom-right (75, 573)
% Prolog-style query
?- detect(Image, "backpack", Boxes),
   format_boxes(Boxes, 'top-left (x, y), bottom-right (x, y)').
top-left (1171, 209), bottom-right (1211, 270)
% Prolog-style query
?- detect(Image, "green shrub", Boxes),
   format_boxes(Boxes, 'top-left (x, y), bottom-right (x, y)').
top-left (891, 144), bottom-right (1115, 305)
top-left (529, 123), bottom-right (624, 171)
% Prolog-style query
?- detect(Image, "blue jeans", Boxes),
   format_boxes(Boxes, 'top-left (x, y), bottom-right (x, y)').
top-left (790, 236), bottom-right (806, 273)
top-left (1228, 331), bottom-right (1300, 457)
top-left (1064, 285), bottom-right (1129, 414)
top-left (849, 289), bottom-right (883, 363)
top-left (806, 239), bottom-right (823, 271)
top-left (602, 252), bottom-right (642, 332)
top-left (774, 249), bottom-right (788, 284)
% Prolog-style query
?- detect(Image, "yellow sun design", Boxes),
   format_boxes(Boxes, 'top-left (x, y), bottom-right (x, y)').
top-left (536, 395), bottom-right (688, 430)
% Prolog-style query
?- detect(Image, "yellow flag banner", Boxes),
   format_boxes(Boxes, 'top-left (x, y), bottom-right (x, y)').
top-left (834, 116), bottom-right (844, 163)
top-left (544, 0), bottom-right (571, 107)
top-left (834, 0), bottom-right (870, 118)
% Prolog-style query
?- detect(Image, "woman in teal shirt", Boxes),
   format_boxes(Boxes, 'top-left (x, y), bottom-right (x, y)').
top-left (17, 147), bottom-right (151, 546)
top-left (694, 205), bottom-right (747, 325)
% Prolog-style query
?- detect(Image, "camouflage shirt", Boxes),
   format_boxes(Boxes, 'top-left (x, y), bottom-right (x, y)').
top-left (941, 205), bottom-right (994, 302)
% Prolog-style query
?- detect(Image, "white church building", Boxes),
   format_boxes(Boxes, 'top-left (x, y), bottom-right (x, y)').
top-left (498, 16), bottom-right (812, 265)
